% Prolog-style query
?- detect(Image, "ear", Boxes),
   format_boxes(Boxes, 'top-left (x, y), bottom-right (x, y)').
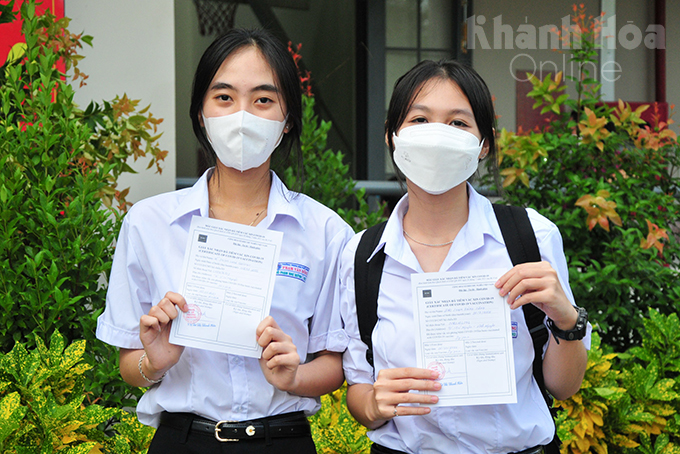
top-left (480, 128), bottom-right (494, 159)
top-left (480, 139), bottom-right (490, 160)
top-left (199, 113), bottom-right (205, 128)
top-left (284, 123), bottom-right (291, 133)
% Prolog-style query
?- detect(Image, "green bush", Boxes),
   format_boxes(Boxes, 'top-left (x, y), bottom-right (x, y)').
top-left (557, 309), bottom-right (680, 454)
top-left (0, 331), bottom-right (154, 453)
top-left (310, 383), bottom-right (370, 454)
top-left (483, 5), bottom-right (680, 351)
top-left (0, 0), bottom-right (165, 410)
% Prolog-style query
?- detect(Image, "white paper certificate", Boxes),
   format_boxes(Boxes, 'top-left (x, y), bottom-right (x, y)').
top-left (412, 269), bottom-right (517, 407)
top-left (169, 215), bottom-right (283, 357)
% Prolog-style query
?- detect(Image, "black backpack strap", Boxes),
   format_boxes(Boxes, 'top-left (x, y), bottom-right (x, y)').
top-left (492, 204), bottom-right (560, 454)
top-left (353, 221), bottom-right (387, 369)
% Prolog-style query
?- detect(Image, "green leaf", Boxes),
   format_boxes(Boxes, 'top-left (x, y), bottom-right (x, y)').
top-left (64, 442), bottom-right (98, 454)
top-left (0, 392), bottom-right (27, 444)
top-left (648, 379), bottom-right (679, 401)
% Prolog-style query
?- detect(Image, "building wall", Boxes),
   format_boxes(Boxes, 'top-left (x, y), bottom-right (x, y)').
top-left (65, 0), bottom-right (176, 203)
top-left (615, 0), bottom-right (654, 103)
top-left (472, 0), bottom-right (672, 133)
top-left (63, 0), bottom-right (678, 194)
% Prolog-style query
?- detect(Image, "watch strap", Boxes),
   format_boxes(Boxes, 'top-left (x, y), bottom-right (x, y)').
top-left (546, 306), bottom-right (588, 343)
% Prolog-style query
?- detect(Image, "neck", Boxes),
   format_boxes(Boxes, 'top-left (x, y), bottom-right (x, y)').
top-left (208, 161), bottom-right (271, 223)
top-left (403, 182), bottom-right (469, 243)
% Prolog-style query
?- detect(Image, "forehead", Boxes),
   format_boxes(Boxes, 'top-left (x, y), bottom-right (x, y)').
top-left (411, 77), bottom-right (470, 108)
top-left (209, 46), bottom-right (277, 87)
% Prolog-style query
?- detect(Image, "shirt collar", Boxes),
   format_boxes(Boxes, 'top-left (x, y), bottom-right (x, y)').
top-left (371, 183), bottom-right (506, 264)
top-left (169, 168), bottom-right (305, 230)
top-left (466, 183), bottom-right (506, 247)
top-left (170, 168), bottom-right (212, 224)
top-left (266, 171), bottom-right (305, 230)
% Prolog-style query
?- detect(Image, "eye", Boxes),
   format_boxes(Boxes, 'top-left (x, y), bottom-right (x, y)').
top-left (256, 97), bottom-right (274, 105)
top-left (451, 119), bottom-right (469, 127)
top-left (216, 94), bottom-right (232, 102)
top-left (410, 117), bottom-right (427, 124)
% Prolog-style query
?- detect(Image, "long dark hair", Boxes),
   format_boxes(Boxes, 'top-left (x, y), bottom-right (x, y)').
top-left (189, 28), bottom-right (303, 180)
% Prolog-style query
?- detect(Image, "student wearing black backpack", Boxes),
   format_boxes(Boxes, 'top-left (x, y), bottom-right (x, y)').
top-left (339, 60), bottom-right (589, 454)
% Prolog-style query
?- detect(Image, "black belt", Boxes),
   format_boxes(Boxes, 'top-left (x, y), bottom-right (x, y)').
top-left (372, 442), bottom-right (545, 454)
top-left (160, 411), bottom-right (310, 442)
top-left (511, 446), bottom-right (545, 454)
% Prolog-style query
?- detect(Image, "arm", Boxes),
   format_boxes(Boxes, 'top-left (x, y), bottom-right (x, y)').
top-left (287, 350), bottom-right (344, 397)
top-left (542, 323), bottom-right (588, 400)
top-left (496, 261), bottom-right (587, 400)
top-left (346, 368), bottom-right (441, 430)
top-left (257, 316), bottom-right (343, 396)
top-left (119, 291), bottom-right (188, 387)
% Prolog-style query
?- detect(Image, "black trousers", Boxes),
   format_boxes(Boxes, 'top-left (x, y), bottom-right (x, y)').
top-left (147, 416), bottom-right (316, 454)
top-left (371, 442), bottom-right (545, 454)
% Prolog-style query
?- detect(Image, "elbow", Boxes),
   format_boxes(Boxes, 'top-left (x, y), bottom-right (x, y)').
top-left (550, 381), bottom-right (583, 401)
top-left (546, 364), bottom-right (587, 401)
top-left (543, 343), bottom-right (588, 401)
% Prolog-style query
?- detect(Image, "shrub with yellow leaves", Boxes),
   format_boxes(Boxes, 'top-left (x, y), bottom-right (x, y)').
top-left (556, 310), bottom-right (680, 454)
top-left (607, 309), bottom-right (680, 453)
top-left (556, 332), bottom-right (625, 454)
top-left (310, 383), bottom-right (370, 454)
top-left (0, 331), bottom-right (154, 453)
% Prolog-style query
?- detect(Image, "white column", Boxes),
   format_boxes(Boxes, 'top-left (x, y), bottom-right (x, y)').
top-left (600, 0), bottom-right (617, 102)
top-left (65, 0), bottom-right (176, 203)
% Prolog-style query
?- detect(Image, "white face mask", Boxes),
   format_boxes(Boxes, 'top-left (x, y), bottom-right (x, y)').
top-left (203, 110), bottom-right (287, 172)
top-left (393, 123), bottom-right (484, 195)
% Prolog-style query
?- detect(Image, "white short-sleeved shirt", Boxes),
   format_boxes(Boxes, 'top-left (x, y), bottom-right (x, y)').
top-left (340, 186), bottom-right (591, 454)
top-left (97, 169), bottom-right (353, 427)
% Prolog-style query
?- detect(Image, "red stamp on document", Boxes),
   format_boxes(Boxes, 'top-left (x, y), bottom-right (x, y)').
top-left (427, 361), bottom-right (445, 380)
top-left (185, 304), bottom-right (202, 324)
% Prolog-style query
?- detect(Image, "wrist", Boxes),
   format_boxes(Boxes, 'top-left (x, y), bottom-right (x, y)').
top-left (282, 374), bottom-right (302, 395)
top-left (366, 389), bottom-right (388, 427)
top-left (138, 352), bottom-right (166, 385)
top-left (553, 306), bottom-right (579, 331)
top-left (547, 306), bottom-right (588, 344)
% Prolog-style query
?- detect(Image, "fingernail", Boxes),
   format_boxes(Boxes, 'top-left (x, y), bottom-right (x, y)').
top-left (431, 395), bottom-right (438, 403)
top-left (434, 382), bottom-right (442, 390)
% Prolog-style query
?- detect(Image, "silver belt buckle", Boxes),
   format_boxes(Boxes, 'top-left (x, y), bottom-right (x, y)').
top-left (214, 420), bottom-right (238, 442)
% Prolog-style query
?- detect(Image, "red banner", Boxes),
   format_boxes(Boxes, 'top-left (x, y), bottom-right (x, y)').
top-left (0, 0), bottom-right (65, 63)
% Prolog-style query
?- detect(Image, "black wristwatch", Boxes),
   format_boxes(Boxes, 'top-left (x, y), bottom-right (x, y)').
top-left (546, 306), bottom-right (588, 344)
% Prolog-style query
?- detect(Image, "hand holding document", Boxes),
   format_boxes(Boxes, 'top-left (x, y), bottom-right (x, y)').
top-left (412, 269), bottom-right (517, 407)
top-left (169, 216), bottom-right (283, 358)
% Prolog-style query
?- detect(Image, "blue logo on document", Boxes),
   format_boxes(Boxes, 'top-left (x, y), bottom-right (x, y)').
top-left (276, 262), bottom-right (310, 283)
top-left (511, 321), bottom-right (518, 339)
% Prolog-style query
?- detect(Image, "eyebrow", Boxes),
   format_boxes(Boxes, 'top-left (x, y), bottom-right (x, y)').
top-left (208, 82), bottom-right (279, 94)
top-left (410, 104), bottom-right (474, 118)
